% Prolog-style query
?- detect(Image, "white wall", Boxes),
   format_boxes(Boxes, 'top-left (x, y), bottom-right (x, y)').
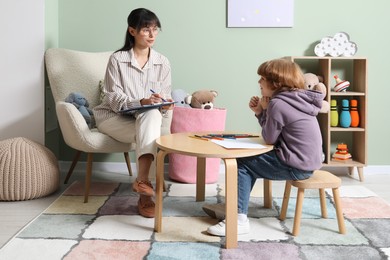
top-left (0, 0), bottom-right (45, 144)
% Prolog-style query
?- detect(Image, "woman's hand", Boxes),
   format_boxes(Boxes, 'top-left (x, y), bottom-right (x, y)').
top-left (161, 98), bottom-right (174, 110)
top-left (141, 93), bottom-right (165, 105)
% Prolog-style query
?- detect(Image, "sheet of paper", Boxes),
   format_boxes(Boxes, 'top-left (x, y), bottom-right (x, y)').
top-left (211, 138), bottom-right (267, 149)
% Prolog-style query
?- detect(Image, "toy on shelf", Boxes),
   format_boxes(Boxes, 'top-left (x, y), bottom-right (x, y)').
top-left (339, 99), bottom-right (351, 128)
top-left (330, 99), bottom-right (339, 127)
top-left (332, 143), bottom-right (352, 162)
top-left (333, 75), bottom-right (350, 92)
top-left (350, 99), bottom-right (360, 127)
top-left (303, 73), bottom-right (329, 113)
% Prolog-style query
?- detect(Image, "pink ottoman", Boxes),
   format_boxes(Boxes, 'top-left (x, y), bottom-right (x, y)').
top-left (169, 107), bottom-right (227, 183)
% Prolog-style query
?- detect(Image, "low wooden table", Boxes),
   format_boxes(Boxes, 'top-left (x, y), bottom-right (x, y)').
top-left (154, 132), bottom-right (273, 248)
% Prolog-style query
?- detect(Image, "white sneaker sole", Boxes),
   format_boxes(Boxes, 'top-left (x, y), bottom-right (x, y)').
top-left (207, 220), bottom-right (250, 236)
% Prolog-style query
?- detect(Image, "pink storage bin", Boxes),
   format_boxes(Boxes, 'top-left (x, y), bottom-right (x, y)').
top-left (169, 106), bottom-right (227, 183)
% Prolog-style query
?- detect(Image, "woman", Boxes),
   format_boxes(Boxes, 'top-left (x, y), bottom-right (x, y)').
top-left (93, 8), bottom-right (174, 218)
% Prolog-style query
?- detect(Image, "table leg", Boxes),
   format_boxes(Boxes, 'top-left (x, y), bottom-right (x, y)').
top-left (224, 158), bottom-right (238, 249)
top-left (155, 150), bottom-right (167, 232)
top-left (263, 179), bottom-right (272, 208)
top-left (196, 157), bottom-right (206, 201)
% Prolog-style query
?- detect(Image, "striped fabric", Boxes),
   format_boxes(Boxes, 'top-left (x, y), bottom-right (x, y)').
top-left (93, 48), bottom-right (172, 125)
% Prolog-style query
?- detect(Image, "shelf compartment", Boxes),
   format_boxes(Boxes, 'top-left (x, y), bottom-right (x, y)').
top-left (324, 160), bottom-right (365, 167)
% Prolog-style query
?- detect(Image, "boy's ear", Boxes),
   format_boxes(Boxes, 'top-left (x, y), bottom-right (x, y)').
top-left (273, 82), bottom-right (281, 88)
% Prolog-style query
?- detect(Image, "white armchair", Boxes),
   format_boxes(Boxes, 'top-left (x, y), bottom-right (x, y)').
top-left (45, 48), bottom-right (134, 203)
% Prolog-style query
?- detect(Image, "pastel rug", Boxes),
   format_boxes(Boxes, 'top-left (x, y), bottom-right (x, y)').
top-left (1, 180), bottom-right (390, 260)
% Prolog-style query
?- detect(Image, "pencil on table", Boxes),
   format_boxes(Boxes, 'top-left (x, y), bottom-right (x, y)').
top-left (189, 135), bottom-right (209, 141)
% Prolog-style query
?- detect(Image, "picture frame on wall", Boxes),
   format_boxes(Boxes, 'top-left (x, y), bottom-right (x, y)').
top-left (227, 0), bottom-right (294, 28)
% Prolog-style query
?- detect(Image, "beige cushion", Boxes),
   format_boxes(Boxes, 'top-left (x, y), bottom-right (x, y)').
top-left (0, 137), bottom-right (60, 201)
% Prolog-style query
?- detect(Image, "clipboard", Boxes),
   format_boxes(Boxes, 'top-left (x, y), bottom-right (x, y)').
top-left (119, 101), bottom-right (177, 114)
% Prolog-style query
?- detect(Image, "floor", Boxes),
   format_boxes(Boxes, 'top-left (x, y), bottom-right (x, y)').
top-left (0, 165), bottom-right (389, 249)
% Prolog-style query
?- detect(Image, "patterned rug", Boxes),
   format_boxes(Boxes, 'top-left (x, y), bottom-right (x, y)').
top-left (1, 180), bottom-right (390, 260)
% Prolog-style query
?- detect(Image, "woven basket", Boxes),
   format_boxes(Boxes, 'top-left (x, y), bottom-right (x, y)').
top-left (0, 137), bottom-right (60, 201)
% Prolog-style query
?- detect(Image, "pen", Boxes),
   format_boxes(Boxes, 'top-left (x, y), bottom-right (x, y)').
top-left (205, 135), bottom-right (224, 140)
top-left (195, 134), bottom-right (224, 140)
top-left (207, 134), bottom-right (232, 139)
top-left (150, 89), bottom-right (167, 102)
top-left (189, 135), bottom-right (209, 141)
top-left (207, 134), bottom-right (260, 138)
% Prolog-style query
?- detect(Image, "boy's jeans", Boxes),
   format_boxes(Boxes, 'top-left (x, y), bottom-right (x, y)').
top-left (237, 150), bottom-right (312, 214)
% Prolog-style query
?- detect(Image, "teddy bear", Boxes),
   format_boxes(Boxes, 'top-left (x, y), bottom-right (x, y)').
top-left (65, 92), bottom-right (94, 127)
top-left (303, 73), bottom-right (330, 113)
top-left (171, 89), bottom-right (191, 107)
top-left (184, 90), bottom-right (218, 109)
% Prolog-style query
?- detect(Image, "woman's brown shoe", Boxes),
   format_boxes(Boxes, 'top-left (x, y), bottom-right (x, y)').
top-left (132, 179), bottom-right (155, 196)
top-left (138, 196), bottom-right (155, 218)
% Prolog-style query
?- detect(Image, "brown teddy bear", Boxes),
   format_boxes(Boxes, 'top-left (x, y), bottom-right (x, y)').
top-left (303, 73), bottom-right (330, 113)
top-left (184, 90), bottom-right (218, 109)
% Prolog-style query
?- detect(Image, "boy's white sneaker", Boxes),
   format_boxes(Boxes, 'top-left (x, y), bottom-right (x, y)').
top-left (207, 219), bottom-right (250, 236)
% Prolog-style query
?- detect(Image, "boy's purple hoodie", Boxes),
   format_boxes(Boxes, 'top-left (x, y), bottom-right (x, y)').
top-left (257, 89), bottom-right (324, 171)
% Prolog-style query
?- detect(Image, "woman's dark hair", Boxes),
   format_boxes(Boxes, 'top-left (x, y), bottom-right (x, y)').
top-left (116, 8), bottom-right (161, 52)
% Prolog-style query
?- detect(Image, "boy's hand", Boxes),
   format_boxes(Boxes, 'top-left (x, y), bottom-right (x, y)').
top-left (249, 96), bottom-right (262, 115)
top-left (260, 96), bottom-right (271, 110)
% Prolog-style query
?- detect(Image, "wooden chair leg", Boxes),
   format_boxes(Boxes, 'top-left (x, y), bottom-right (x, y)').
top-left (123, 152), bottom-right (132, 176)
top-left (319, 188), bottom-right (328, 218)
top-left (84, 153), bottom-right (93, 203)
top-left (332, 187), bottom-right (346, 234)
top-left (279, 181), bottom-right (292, 221)
top-left (263, 179), bottom-right (272, 208)
top-left (292, 188), bottom-right (305, 236)
top-left (64, 150), bottom-right (82, 184)
top-left (163, 181), bottom-right (167, 192)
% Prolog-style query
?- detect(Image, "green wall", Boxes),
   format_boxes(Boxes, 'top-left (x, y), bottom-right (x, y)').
top-left (46, 0), bottom-right (390, 165)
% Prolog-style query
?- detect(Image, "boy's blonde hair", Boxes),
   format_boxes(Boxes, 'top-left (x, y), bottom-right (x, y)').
top-left (257, 59), bottom-right (305, 93)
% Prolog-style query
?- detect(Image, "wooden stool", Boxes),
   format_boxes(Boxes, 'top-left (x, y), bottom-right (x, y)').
top-left (279, 170), bottom-right (346, 236)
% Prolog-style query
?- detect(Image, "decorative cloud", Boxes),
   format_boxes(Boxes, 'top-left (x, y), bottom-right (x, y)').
top-left (314, 32), bottom-right (357, 57)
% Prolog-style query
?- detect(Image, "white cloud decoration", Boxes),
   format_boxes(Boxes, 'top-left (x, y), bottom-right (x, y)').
top-left (314, 32), bottom-right (358, 57)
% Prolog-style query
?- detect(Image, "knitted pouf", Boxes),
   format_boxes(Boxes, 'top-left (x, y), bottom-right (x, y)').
top-left (0, 137), bottom-right (60, 201)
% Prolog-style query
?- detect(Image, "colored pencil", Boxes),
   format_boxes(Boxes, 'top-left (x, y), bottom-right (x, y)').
top-left (189, 135), bottom-right (209, 141)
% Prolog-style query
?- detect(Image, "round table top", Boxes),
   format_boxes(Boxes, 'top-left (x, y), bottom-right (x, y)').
top-left (156, 132), bottom-right (273, 159)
